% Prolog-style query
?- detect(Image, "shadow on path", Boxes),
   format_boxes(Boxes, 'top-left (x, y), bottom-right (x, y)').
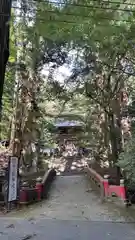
top-left (49, 155), bottom-right (87, 176)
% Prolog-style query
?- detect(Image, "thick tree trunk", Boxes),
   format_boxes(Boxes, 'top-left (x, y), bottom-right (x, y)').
top-left (109, 113), bottom-right (121, 182)
top-left (0, 0), bottom-right (12, 120)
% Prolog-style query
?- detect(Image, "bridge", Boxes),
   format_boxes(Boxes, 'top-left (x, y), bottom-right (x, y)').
top-left (0, 155), bottom-right (135, 240)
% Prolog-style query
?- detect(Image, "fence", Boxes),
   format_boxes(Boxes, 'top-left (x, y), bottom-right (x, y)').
top-left (85, 165), bottom-right (128, 206)
top-left (19, 168), bottom-right (56, 205)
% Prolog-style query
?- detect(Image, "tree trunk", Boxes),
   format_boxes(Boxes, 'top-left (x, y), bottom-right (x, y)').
top-left (109, 113), bottom-right (121, 182)
top-left (0, 0), bottom-right (12, 119)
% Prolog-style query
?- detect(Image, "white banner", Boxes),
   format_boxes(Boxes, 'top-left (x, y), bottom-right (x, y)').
top-left (8, 157), bottom-right (18, 202)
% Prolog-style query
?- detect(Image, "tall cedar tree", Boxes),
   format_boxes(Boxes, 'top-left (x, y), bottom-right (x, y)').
top-left (0, 0), bottom-right (12, 120)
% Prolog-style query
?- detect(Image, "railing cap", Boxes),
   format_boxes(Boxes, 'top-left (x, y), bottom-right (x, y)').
top-left (120, 179), bottom-right (124, 184)
top-left (22, 181), bottom-right (28, 186)
top-left (104, 174), bottom-right (109, 179)
top-left (36, 177), bottom-right (42, 182)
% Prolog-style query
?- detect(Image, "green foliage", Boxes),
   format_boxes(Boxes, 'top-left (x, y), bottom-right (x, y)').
top-left (118, 133), bottom-right (135, 187)
top-left (0, 66), bottom-right (15, 139)
top-left (0, 11), bottom-right (16, 140)
top-left (1, 0), bottom-right (135, 175)
top-left (38, 117), bottom-right (56, 147)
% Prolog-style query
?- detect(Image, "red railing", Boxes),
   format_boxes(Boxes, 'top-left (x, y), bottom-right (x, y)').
top-left (19, 169), bottom-right (56, 205)
top-left (85, 166), bottom-right (127, 206)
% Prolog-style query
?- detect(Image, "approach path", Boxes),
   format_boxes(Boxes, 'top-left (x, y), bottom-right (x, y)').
top-left (0, 156), bottom-right (135, 239)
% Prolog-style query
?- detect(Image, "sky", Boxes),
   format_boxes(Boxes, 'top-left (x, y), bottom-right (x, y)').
top-left (41, 64), bottom-right (72, 84)
top-left (41, 50), bottom-right (78, 84)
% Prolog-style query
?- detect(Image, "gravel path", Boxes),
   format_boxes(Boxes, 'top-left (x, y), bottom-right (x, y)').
top-left (0, 175), bottom-right (135, 239)
top-left (1, 150), bottom-right (135, 239)
top-left (1, 175), bottom-right (135, 239)
top-left (5, 175), bottom-right (135, 222)
top-left (48, 155), bottom-right (87, 175)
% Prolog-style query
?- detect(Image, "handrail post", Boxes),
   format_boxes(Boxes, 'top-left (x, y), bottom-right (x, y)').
top-left (19, 181), bottom-right (28, 205)
top-left (120, 179), bottom-right (128, 205)
top-left (102, 175), bottom-right (109, 199)
top-left (36, 177), bottom-right (43, 201)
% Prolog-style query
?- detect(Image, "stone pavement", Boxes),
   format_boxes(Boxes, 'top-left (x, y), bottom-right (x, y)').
top-left (0, 175), bottom-right (135, 239)
top-left (0, 218), bottom-right (135, 240)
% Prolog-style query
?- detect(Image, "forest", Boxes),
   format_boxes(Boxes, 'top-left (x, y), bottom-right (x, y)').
top-left (0, 0), bottom-right (135, 187)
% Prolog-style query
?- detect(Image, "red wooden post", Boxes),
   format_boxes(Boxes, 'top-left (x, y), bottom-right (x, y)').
top-left (120, 179), bottom-right (126, 202)
top-left (19, 189), bottom-right (27, 204)
top-left (19, 182), bottom-right (28, 205)
top-left (103, 175), bottom-right (109, 197)
top-left (36, 177), bottom-right (42, 201)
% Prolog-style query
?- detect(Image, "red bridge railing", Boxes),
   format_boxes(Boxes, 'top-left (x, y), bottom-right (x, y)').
top-left (19, 168), bottom-right (56, 205)
top-left (85, 165), bottom-right (127, 206)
